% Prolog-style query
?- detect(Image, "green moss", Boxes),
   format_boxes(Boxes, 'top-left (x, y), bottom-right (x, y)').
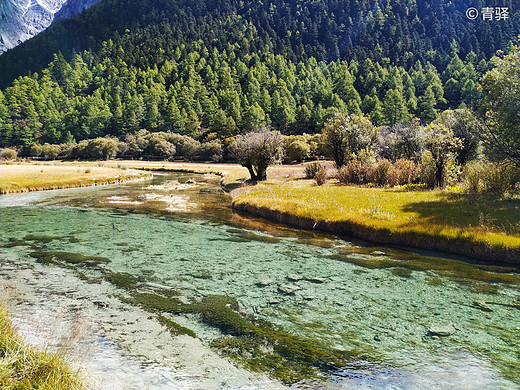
top-left (471, 283), bottom-right (499, 294)
top-left (28, 250), bottom-right (110, 266)
top-left (391, 268), bottom-right (412, 278)
top-left (24, 234), bottom-right (63, 243)
top-left (120, 291), bottom-right (362, 384)
top-left (157, 315), bottom-right (196, 338)
top-left (331, 251), bottom-right (520, 285)
top-left (195, 295), bottom-right (255, 336)
top-left (128, 292), bottom-right (188, 313)
top-left (3, 239), bottom-right (28, 248)
top-left (426, 276), bottom-right (444, 286)
top-left (104, 272), bottom-right (139, 290)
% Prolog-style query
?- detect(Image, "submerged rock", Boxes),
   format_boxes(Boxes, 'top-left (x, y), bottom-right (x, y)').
top-left (428, 324), bottom-right (456, 337)
top-left (287, 274), bottom-right (304, 281)
top-left (471, 301), bottom-right (493, 312)
top-left (256, 279), bottom-right (274, 287)
top-left (277, 284), bottom-right (301, 295)
top-left (306, 276), bottom-right (327, 284)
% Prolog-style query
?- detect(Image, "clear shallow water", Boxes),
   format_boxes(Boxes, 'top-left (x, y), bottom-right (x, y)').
top-left (0, 173), bottom-right (519, 389)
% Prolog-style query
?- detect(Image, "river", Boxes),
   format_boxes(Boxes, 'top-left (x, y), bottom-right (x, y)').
top-left (0, 172), bottom-right (518, 389)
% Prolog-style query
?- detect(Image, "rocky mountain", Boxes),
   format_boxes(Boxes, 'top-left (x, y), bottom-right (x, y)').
top-left (53, 0), bottom-right (100, 21)
top-left (0, 0), bottom-right (99, 53)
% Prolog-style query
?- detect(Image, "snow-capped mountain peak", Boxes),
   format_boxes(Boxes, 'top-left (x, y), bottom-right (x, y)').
top-left (0, 0), bottom-right (99, 53)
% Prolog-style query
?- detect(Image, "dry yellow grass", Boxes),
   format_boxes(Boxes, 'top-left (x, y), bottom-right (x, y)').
top-left (0, 305), bottom-right (84, 389)
top-left (101, 160), bottom-right (250, 187)
top-left (0, 163), bottom-right (150, 194)
top-left (233, 179), bottom-right (520, 258)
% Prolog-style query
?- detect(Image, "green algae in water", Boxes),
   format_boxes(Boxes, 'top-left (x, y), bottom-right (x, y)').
top-left (157, 314), bottom-right (196, 338)
top-left (193, 295), bottom-right (360, 384)
top-left (3, 183), bottom-right (520, 387)
top-left (391, 267), bottom-right (412, 278)
top-left (3, 239), bottom-right (30, 248)
top-left (29, 250), bottom-right (110, 266)
top-left (123, 291), bottom-right (360, 384)
top-left (104, 272), bottom-right (140, 290)
top-left (188, 270), bottom-right (213, 280)
top-left (331, 249), bottom-right (520, 284)
top-left (127, 292), bottom-right (188, 313)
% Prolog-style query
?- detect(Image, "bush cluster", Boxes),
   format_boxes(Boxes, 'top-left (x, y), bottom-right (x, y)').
top-left (0, 148), bottom-right (17, 160)
top-left (337, 158), bottom-right (418, 186)
top-left (463, 160), bottom-right (519, 196)
top-left (25, 130), bottom-right (228, 162)
top-left (304, 162), bottom-right (323, 179)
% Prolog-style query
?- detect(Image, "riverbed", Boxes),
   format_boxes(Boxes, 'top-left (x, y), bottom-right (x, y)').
top-left (0, 173), bottom-right (518, 389)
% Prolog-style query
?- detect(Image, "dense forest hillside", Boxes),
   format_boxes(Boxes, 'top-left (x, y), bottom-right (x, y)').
top-left (0, 0), bottom-right (518, 149)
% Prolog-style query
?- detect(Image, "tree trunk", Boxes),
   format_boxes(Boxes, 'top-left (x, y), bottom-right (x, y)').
top-left (244, 164), bottom-right (257, 181)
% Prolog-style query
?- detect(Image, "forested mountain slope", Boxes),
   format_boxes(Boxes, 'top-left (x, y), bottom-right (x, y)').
top-left (0, 0), bottom-right (518, 147)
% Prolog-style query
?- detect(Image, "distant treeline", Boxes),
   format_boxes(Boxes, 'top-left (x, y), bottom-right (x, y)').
top-left (0, 0), bottom-right (519, 149)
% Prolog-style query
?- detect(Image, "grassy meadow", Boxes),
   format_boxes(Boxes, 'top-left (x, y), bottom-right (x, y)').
top-left (232, 174), bottom-right (520, 262)
top-left (0, 305), bottom-right (84, 389)
top-left (0, 163), bottom-right (150, 194)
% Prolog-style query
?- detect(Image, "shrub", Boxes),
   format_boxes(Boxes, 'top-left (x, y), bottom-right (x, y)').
top-left (314, 168), bottom-right (327, 186)
top-left (463, 160), bottom-right (517, 196)
top-left (0, 148), bottom-right (18, 160)
top-left (194, 140), bottom-right (223, 162)
top-left (72, 138), bottom-right (118, 160)
top-left (463, 160), bottom-right (485, 193)
top-left (305, 162), bottom-right (322, 179)
top-left (322, 113), bottom-right (377, 168)
top-left (144, 133), bottom-right (176, 159)
top-left (285, 140), bottom-right (310, 163)
top-left (337, 160), bottom-right (371, 184)
top-left (41, 143), bottom-right (61, 160)
top-left (369, 159), bottom-right (392, 186)
top-left (419, 151), bottom-right (437, 188)
top-left (390, 159), bottom-right (418, 185)
top-left (30, 144), bottom-right (43, 157)
top-left (181, 138), bottom-right (201, 161)
top-left (58, 143), bottom-right (75, 159)
top-left (482, 162), bottom-right (518, 195)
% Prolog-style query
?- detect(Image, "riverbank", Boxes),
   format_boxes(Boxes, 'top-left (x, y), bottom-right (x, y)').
top-left (0, 304), bottom-right (84, 389)
top-left (231, 178), bottom-right (520, 265)
top-left (2, 160), bottom-right (519, 264)
top-left (0, 163), bottom-right (151, 194)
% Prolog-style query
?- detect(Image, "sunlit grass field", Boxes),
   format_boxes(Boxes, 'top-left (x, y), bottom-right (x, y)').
top-left (0, 163), bottom-right (149, 193)
top-left (233, 179), bottom-right (520, 252)
top-left (0, 305), bottom-right (84, 389)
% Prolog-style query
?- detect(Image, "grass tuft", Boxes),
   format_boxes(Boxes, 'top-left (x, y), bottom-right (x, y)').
top-left (0, 306), bottom-right (84, 389)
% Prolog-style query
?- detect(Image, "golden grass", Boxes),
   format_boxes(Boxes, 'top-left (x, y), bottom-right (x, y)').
top-left (0, 163), bottom-right (150, 194)
top-left (0, 305), bottom-right (84, 390)
top-left (100, 160), bottom-right (250, 188)
top-left (233, 179), bottom-right (520, 252)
